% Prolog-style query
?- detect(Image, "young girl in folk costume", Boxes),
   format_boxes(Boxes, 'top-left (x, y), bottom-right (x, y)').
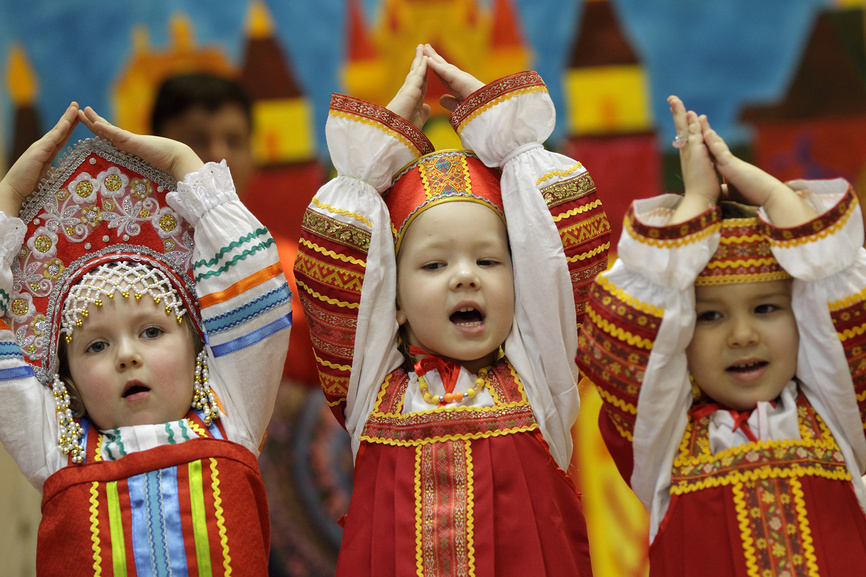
top-left (292, 44), bottom-right (610, 576)
top-left (578, 96), bottom-right (866, 575)
top-left (0, 103), bottom-right (291, 576)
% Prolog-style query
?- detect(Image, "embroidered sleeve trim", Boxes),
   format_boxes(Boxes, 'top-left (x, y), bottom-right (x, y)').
top-left (329, 93), bottom-right (435, 157)
top-left (542, 172), bottom-right (597, 209)
top-left (302, 209), bottom-right (371, 253)
top-left (586, 307), bottom-right (654, 350)
top-left (625, 203), bottom-right (722, 247)
top-left (449, 71), bottom-right (547, 132)
top-left (763, 187), bottom-right (856, 247)
top-left (294, 252), bottom-right (364, 294)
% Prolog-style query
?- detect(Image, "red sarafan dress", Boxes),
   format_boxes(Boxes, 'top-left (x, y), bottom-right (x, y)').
top-left (294, 71), bottom-right (611, 576)
top-left (0, 150), bottom-right (290, 576)
top-left (578, 181), bottom-right (866, 576)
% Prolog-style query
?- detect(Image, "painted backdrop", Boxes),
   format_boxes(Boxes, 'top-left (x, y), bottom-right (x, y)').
top-left (1, 0), bottom-right (864, 576)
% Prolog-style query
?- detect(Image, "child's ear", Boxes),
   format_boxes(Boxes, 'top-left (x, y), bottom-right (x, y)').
top-left (396, 307), bottom-right (407, 326)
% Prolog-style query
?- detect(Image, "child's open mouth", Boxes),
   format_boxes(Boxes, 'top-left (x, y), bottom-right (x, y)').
top-left (450, 307), bottom-right (484, 327)
top-left (123, 382), bottom-right (151, 399)
top-left (725, 360), bottom-right (768, 374)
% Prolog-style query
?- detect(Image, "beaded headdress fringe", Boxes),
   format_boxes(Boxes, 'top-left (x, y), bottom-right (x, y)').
top-left (9, 137), bottom-right (199, 384)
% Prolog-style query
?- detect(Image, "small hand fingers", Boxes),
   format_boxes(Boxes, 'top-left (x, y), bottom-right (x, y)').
top-left (669, 96), bottom-right (690, 149)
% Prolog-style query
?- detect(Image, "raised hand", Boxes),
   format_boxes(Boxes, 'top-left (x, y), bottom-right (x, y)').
top-left (668, 95), bottom-right (721, 224)
top-left (703, 121), bottom-right (817, 227)
top-left (423, 44), bottom-right (484, 113)
top-left (386, 44), bottom-right (432, 130)
top-left (0, 102), bottom-right (80, 217)
top-left (78, 106), bottom-right (204, 181)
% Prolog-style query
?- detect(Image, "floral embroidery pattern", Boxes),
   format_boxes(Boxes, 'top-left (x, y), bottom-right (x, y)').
top-left (10, 139), bottom-right (194, 381)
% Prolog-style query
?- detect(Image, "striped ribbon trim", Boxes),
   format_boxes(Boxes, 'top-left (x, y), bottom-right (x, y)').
top-left (210, 313), bottom-right (292, 357)
top-left (0, 340), bottom-right (24, 358)
top-left (203, 282), bottom-right (291, 336)
top-left (0, 365), bottom-right (35, 381)
top-left (198, 262), bottom-right (284, 309)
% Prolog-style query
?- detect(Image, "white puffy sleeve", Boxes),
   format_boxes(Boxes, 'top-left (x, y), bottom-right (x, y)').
top-left (451, 71), bottom-right (612, 469)
top-left (0, 212), bottom-right (62, 490)
top-left (168, 161), bottom-right (292, 455)
top-left (291, 95), bottom-right (435, 454)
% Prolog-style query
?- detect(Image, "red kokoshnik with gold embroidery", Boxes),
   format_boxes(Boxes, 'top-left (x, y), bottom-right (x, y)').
top-left (9, 137), bottom-right (200, 384)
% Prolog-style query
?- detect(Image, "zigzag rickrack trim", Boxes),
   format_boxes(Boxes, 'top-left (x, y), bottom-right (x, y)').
top-left (829, 285), bottom-right (866, 313)
top-left (586, 307), bottom-right (655, 350)
top-left (413, 448), bottom-right (424, 576)
top-left (595, 277), bottom-right (665, 317)
top-left (537, 162), bottom-right (585, 186)
top-left (596, 384), bottom-right (638, 415)
top-left (314, 353), bottom-right (351, 372)
top-left (295, 279), bottom-right (360, 309)
top-left (210, 458), bottom-right (233, 574)
top-left (193, 227), bottom-right (270, 270)
top-left (553, 198), bottom-right (604, 222)
top-left (87, 482), bottom-right (103, 574)
top-left (465, 444), bottom-right (478, 576)
top-left (299, 238), bottom-right (367, 266)
top-left (312, 197), bottom-right (372, 228)
top-left (837, 323), bottom-right (866, 343)
top-left (702, 256), bottom-right (779, 270)
top-left (194, 238), bottom-right (276, 281)
top-left (360, 423), bottom-right (540, 447)
top-left (606, 408), bottom-right (634, 441)
top-left (567, 242), bottom-right (610, 263)
top-left (670, 462), bottom-right (851, 495)
top-left (731, 483), bottom-right (758, 575)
